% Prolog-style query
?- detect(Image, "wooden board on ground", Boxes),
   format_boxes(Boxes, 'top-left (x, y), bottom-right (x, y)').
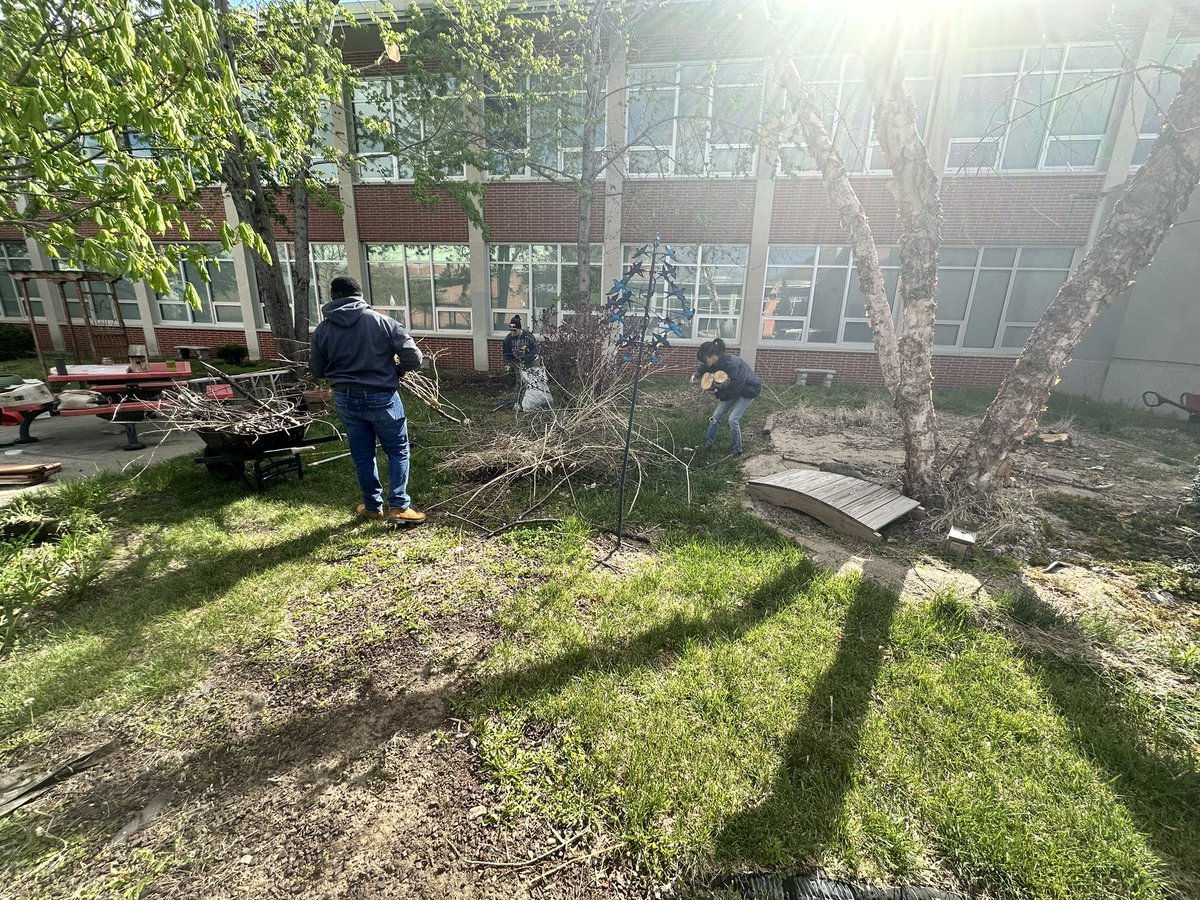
top-left (747, 468), bottom-right (924, 543)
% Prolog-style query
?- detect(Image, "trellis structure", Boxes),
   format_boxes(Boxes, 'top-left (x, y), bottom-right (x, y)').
top-left (10, 270), bottom-right (136, 373)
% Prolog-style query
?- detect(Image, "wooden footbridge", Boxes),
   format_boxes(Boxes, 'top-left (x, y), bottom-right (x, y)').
top-left (747, 469), bottom-right (925, 543)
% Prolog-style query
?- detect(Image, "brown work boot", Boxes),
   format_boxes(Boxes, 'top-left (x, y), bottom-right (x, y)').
top-left (387, 506), bottom-right (426, 526)
top-left (356, 504), bottom-right (385, 520)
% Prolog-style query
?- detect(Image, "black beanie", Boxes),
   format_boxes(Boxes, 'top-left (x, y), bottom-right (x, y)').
top-left (510, 315), bottom-right (522, 328)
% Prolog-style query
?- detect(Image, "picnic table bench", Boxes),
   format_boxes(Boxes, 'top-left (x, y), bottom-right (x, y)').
top-left (48, 363), bottom-right (192, 451)
top-left (0, 402), bottom-right (55, 447)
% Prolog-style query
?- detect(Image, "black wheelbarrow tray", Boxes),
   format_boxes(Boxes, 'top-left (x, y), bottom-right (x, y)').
top-left (195, 423), bottom-right (340, 490)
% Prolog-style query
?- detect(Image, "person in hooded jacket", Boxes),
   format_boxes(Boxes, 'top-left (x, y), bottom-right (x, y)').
top-left (309, 275), bottom-right (426, 525)
top-left (691, 337), bottom-right (762, 456)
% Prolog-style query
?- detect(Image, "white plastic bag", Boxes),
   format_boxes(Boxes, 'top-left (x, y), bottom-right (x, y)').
top-left (57, 389), bottom-right (105, 410)
top-left (518, 366), bottom-right (553, 412)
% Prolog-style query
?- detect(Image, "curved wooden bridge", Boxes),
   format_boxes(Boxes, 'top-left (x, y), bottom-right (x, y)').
top-left (747, 469), bottom-right (925, 543)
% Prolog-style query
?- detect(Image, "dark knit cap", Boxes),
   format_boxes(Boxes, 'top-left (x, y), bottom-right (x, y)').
top-left (509, 315), bottom-right (522, 328)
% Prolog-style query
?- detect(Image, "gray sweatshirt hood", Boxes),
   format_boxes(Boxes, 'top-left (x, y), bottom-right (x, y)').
top-left (321, 296), bottom-right (371, 328)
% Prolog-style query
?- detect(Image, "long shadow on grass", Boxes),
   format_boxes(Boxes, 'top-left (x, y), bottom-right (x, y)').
top-left (6, 520), bottom-right (351, 732)
top-left (477, 555), bottom-right (822, 706)
top-left (712, 580), bottom-right (899, 868)
top-left (1005, 594), bottom-right (1200, 894)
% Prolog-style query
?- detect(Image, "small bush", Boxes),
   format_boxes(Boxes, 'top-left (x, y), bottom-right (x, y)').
top-left (0, 324), bottom-right (36, 361)
top-left (214, 343), bottom-right (249, 365)
top-left (536, 300), bottom-right (619, 400)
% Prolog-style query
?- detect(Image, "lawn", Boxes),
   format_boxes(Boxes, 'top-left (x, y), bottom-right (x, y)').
top-left (0, 375), bottom-right (1196, 899)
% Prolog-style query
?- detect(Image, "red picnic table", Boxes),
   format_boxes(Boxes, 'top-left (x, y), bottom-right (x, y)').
top-left (47, 362), bottom-right (193, 451)
top-left (0, 402), bottom-right (55, 447)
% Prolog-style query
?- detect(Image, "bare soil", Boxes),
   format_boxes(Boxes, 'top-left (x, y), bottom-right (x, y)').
top-left (5, 535), bottom-right (657, 900)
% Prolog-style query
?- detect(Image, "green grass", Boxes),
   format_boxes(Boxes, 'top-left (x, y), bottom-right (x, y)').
top-left (0, 377), bottom-right (1196, 898)
top-left (468, 524), bottom-right (1196, 898)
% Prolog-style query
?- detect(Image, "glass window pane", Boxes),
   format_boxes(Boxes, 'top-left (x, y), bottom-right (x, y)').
top-left (1018, 247), bottom-right (1074, 268)
top-left (981, 247), bottom-right (1017, 267)
top-left (1002, 325), bottom-right (1033, 348)
top-left (933, 323), bottom-right (960, 346)
top-left (940, 247), bottom-right (979, 267)
top-left (489, 244), bottom-right (528, 262)
top-left (765, 267), bottom-right (812, 317)
top-left (532, 263), bottom-right (559, 314)
top-left (950, 76), bottom-right (1013, 139)
top-left (963, 269), bottom-right (1010, 348)
top-left (1007, 269), bottom-right (1066, 321)
top-left (809, 266), bottom-right (846, 343)
top-left (843, 321), bottom-right (874, 342)
top-left (215, 305), bottom-right (243, 323)
top-left (490, 263), bottom-right (528, 311)
top-left (937, 268), bottom-right (975, 320)
top-left (768, 246), bottom-right (817, 266)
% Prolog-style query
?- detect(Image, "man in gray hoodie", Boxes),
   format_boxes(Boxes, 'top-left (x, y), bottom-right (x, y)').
top-left (309, 275), bottom-right (426, 525)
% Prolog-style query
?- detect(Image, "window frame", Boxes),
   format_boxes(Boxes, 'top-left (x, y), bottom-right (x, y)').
top-left (483, 75), bottom-right (608, 179)
top-left (624, 59), bottom-right (766, 178)
top-left (352, 77), bottom-right (468, 183)
top-left (268, 241), bottom-right (349, 328)
top-left (1131, 39), bottom-right (1200, 168)
top-left (0, 242), bottom-right (43, 320)
top-left (778, 52), bottom-right (937, 176)
top-left (486, 243), bottom-right (603, 333)
top-left (364, 243), bottom-right (473, 335)
top-left (947, 43), bottom-right (1122, 174)
top-left (155, 244), bottom-right (243, 327)
top-left (620, 243), bottom-right (748, 341)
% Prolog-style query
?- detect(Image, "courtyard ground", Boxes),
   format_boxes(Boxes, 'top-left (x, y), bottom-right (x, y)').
top-left (0, 374), bottom-right (1196, 900)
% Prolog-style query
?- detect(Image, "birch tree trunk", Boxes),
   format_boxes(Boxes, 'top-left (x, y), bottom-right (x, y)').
top-left (574, 0), bottom-right (609, 311)
top-left (954, 56), bottom-right (1200, 486)
top-left (864, 50), bottom-right (942, 496)
top-left (780, 61), bottom-right (939, 495)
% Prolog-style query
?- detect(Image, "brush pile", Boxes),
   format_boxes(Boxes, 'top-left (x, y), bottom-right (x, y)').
top-left (437, 366), bottom-right (692, 518)
top-left (163, 387), bottom-right (314, 436)
top-left (400, 353), bottom-right (469, 425)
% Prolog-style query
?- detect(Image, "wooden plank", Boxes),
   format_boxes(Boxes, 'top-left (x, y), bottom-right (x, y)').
top-left (747, 480), bottom-right (884, 542)
top-left (820, 479), bottom-right (884, 508)
top-left (861, 500), bottom-right (923, 530)
top-left (841, 489), bottom-right (910, 519)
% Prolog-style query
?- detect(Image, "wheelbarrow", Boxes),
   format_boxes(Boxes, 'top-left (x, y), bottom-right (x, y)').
top-left (195, 424), bottom-right (340, 490)
top-left (1142, 391), bottom-right (1200, 424)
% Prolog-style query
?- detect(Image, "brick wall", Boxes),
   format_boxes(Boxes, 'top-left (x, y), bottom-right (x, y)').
top-left (414, 336), bottom-right (475, 369)
top-left (355, 185), bottom-right (471, 242)
top-left (771, 174), bottom-right (1103, 245)
top-left (755, 348), bottom-right (1015, 388)
top-left (155, 327), bottom-right (247, 356)
top-left (161, 188), bottom-right (229, 242)
top-left (483, 183), bottom-right (604, 243)
top-left (270, 188), bottom-right (346, 242)
top-left (622, 181), bottom-right (759, 244)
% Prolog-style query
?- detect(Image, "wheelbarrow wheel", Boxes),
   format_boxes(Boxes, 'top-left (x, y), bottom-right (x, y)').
top-left (202, 448), bottom-right (246, 483)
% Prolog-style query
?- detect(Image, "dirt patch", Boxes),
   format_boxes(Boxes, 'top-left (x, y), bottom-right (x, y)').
top-left (3, 533), bottom-right (655, 900)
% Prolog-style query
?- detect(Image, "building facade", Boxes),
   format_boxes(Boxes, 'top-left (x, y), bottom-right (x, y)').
top-left (2, 0), bottom-right (1197, 406)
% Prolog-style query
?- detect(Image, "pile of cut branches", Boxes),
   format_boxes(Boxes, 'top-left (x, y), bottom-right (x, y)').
top-left (437, 366), bottom-right (692, 523)
top-left (164, 387), bottom-right (313, 436)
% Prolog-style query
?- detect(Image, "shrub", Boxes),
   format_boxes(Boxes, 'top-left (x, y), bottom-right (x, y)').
top-left (214, 343), bottom-right (250, 365)
top-left (536, 300), bottom-right (620, 400)
top-left (0, 324), bottom-right (36, 361)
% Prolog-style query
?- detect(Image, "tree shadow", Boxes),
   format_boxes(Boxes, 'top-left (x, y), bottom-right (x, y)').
top-left (477, 555), bottom-right (824, 706)
top-left (711, 581), bottom-right (899, 867)
top-left (1004, 593), bottom-right (1200, 895)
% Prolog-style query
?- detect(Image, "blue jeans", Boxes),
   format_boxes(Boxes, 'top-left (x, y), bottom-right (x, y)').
top-left (707, 395), bottom-right (754, 454)
top-left (334, 390), bottom-right (412, 512)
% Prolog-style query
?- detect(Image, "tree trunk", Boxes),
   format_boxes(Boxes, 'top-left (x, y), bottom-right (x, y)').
top-left (780, 64), bottom-right (929, 492)
top-left (954, 56), bottom-right (1200, 487)
top-left (222, 144), bottom-right (299, 358)
top-left (215, 0), bottom-right (299, 360)
top-left (864, 49), bottom-right (942, 496)
top-left (291, 171), bottom-right (313, 354)
top-left (574, 0), bottom-right (609, 312)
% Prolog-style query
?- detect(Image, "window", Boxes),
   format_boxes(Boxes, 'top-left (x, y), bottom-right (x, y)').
top-left (0, 242), bottom-right (42, 318)
top-left (484, 76), bottom-right (607, 177)
top-left (621, 244), bottom-right (747, 339)
top-left (365, 244), bottom-right (471, 332)
top-left (937, 245), bottom-right (1074, 350)
top-left (948, 45), bottom-right (1121, 171)
top-left (761, 245), bottom-right (899, 344)
top-left (487, 244), bottom-right (603, 331)
top-left (272, 243), bottom-right (349, 326)
top-left (352, 78), bottom-right (466, 181)
top-left (51, 259), bottom-right (139, 322)
top-left (1132, 40), bottom-right (1200, 166)
top-left (157, 245), bottom-right (242, 325)
top-left (626, 61), bottom-right (764, 176)
top-left (779, 52), bottom-right (936, 174)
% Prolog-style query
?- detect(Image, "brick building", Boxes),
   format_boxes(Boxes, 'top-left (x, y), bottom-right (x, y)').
top-left (2, 0), bottom-right (1197, 403)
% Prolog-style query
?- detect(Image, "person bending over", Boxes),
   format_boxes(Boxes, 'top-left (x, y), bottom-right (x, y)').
top-left (309, 275), bottom-right (426, 525)
top-left (691, 338), bottom-right (762, 457)
top-left (502, 315), bottom-right (540, 369)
